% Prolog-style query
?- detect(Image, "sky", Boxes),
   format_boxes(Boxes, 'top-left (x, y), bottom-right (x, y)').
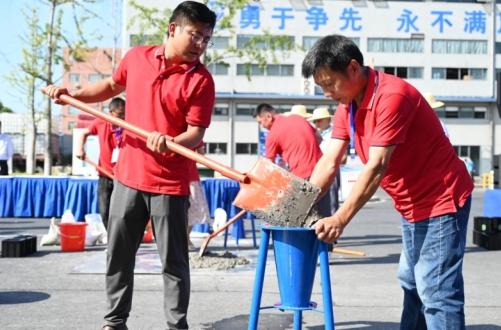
top-left (0, 0), bottom-right (120, 114)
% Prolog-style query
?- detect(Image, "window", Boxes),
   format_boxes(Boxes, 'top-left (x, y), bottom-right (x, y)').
top-left (303, 36), bottom-right (359, 50)
top-left (367, 38), bottom-right (424, 53)
top-left (69, 74), bottom-right (80, 83)
top-left (212, 36), bottom-right (229, 49)
top-left (375, 66), bottom-right (423, 79)
top-left (236, 34), bottom-right (294, 50)
top-left (236, 64), bottom-right (294, 76)
top-left (10, 133), bottom-right (24, 155)
top-left (303, 36), bottom-right (320, 50)
top-left (265, 64), bottom-right (294, 76)
top-left (445, 106), bottom-right (458, 118)
top-left (432, 67), bottom-right (487, 80)
top-left (236, 143), bottom-right (258, 155)
top-left (458, 106), bottom-right (474, 119)
top-left (207, 62), bottom-right (228, 75)
top-left (206, 142), bottom-right (227, 155)
top-left (237, 64), bottom-right (264, 76)
top-left (213, 103), bottom-right (229, 116)
top-left (432, 39), bottom-right (487, 54)
top-left (474, 106), bottom-right (486, 119)
top-left (236, 104), bottom-right (256, 116)
top-left (88, 73), bottom-right (101, 83)
top-left (452, 145), bottom-right (480, 175)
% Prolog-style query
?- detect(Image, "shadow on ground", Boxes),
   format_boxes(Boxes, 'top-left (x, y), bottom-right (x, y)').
top-left (200, 313), bottom-right (293, 330)
top-left (0, 291), bottom-right (50, 304)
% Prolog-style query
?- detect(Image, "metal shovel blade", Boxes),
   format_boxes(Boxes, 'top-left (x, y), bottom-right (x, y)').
top-left (233, 158), bottom-right (321, 227)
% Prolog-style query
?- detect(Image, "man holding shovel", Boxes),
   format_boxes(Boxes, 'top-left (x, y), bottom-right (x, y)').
top-left (302, 35), bottom-right (473, 329)
top-left (254, 103), bottom-right (331, 218)
top-left (76, 97), bottom-right (125, 229)
top-left (45, 2), bottom-right (216, 329)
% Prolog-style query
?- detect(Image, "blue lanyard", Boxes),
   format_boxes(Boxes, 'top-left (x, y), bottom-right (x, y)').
top-left (348, 70), bottom-right (379, 159)
top-left (349, 102), bottom-right (357, 158)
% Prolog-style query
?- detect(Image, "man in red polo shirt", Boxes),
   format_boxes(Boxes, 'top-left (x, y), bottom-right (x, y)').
top-left (76, 97), bottom-right (125, 229)
top-left (45, 2), bottom-right (216, 329)
top-left (254, 103), bottom-right (330, 217)
top-left (302, 35), bottom-right (473, 329)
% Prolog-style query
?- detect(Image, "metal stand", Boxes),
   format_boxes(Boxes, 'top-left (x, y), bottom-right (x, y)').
top-left (248, 227), bottom-right (334, 330)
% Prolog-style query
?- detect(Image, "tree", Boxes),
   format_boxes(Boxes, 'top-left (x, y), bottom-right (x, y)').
top-left (127, 0), bottom-right (300, 79)
top-left (5, 7), bottom-right (45, 174)
top-left (0, 101), bottom-right (13, 113)
top-left (21, 0), bottom-right (101, 175)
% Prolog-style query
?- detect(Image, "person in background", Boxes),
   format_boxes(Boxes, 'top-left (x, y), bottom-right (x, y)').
top-left (0, 121), bottom-right (14, 175)
top-left (254, 103), bottom-right (330, 218)
top-left (186, 144), bottom-right (211, 250)
top-left (284, 104), bottom-right (312, 119)
top-left (302, 34), bottom-right (473, 329)
top-left (45, 2), bottom-right (216, 329)
top-left (76, 97), bottom-right (125, 229)
top-left (308, 107), bottom-right (344, 212)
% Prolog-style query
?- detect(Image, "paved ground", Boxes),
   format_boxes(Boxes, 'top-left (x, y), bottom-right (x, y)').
top-left (1, 188), bottom-right (500, 329)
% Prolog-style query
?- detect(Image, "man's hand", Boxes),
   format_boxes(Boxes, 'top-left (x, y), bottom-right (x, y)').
top-left (76, 150), bottom-right (86, 160)
top-left (45, 84), bottom-right (70, 105)
top-left (146, 131), bottom-right (169, 153)
top-left (314, 214), bottom-right (347, 243)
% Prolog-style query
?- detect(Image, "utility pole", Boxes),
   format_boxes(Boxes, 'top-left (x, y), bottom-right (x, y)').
top-left (492, 0), bottom-right (497, 169)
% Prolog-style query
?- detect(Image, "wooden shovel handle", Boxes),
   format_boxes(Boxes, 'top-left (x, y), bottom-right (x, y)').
top-left (82, 156), bottom-right (114, 180)
top-left (42, 88), bottom-right (248, 183)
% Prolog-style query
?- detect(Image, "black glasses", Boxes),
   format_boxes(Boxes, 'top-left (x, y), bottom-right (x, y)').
top-left (186, 30), bottom-right (214, 48)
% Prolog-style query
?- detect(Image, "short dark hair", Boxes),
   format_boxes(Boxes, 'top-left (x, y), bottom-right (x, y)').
top-left (109, 97), bottom-right (125, 112)
top-left (254, 103), bottom-right (275, 118)
top-left (302, 35), bottom-right (364, 78)
top-left (169, 1), bottom-right (217, 29)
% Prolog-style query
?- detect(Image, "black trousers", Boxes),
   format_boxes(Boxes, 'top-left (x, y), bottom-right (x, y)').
top-left (0, 160), bottom-right (8, 175)
top-left (103, 180), bottom-right (190, 330)
top-left (97, 176), bottom-right (114, 229)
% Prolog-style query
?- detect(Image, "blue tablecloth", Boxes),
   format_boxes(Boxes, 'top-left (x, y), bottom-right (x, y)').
top-left (0, 176), bottom-right (97, 220)
top-left (484, 189), bottom-right (501, 217)
top-left (193, 178), bottom-right (254, 239)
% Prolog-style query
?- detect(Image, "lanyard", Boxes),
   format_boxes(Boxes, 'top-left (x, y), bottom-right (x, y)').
top-left (349, 102), bottom-right (357, 158)
top-left (348, 70), bottom-right (379, 159)
top-left (112, 127), bottom-right (123, 147)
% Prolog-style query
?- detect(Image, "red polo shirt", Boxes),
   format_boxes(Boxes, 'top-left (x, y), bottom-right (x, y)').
top-left (88, 118), bottom-right (119, 176)
top-left (332, 68), bottom-right (473, 222)
top-left (266, 114), bottom-right (322, 179)
top-left (112, 45), bottom-right (215, 195)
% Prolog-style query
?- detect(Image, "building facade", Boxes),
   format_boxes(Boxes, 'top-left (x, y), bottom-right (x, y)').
top-left (60, 47), bottom-right (122, 134)
top-left (124, 0), bottom-right (501, 174)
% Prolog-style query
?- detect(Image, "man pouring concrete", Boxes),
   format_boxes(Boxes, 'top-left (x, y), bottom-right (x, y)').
top-left (302, 35), bottom-right (473, 329)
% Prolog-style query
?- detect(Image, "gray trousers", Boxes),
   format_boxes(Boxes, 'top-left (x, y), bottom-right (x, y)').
top-left (97, 176), bottom-right (114, 229)
top-left (103, 180), bottom-right (190, 330)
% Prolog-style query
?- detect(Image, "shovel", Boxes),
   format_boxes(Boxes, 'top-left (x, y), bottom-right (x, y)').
top-left (198, 209), bottom-right (247, 257)
top-left (42, 89), bottom-right (320, 227)
top-left (81, 156), bottom-right (113, 179)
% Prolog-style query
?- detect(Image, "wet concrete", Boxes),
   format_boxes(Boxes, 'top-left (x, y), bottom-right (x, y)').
top-left (189, 251), bottom-right (250, 270)
top-left (253, 179), bottom-right (320, 228)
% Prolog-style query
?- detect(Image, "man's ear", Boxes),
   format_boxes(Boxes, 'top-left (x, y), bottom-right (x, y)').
top-left (168, 22), bottom-right (177, 38)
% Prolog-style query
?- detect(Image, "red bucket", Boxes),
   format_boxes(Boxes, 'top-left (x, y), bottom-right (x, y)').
top-left (59, 223), bottom-right (87, 252)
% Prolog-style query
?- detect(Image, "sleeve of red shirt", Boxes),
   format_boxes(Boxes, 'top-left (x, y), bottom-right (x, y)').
top-left (112, 47), bottom-right (133, 86)
top-left (87, 119), bottom-right (99, 135)
top-left (185, 74), bottom-right (215, 128)
top-left (331, 105), bottom-right (350, 140)
top-left (265, 130), bottom-right (280, 160)
top-left (370, 94), bottom-right (414, 146)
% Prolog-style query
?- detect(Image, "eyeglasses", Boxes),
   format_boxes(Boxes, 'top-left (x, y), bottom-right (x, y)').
top-left (186, 30), bottom-right (214, 48)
